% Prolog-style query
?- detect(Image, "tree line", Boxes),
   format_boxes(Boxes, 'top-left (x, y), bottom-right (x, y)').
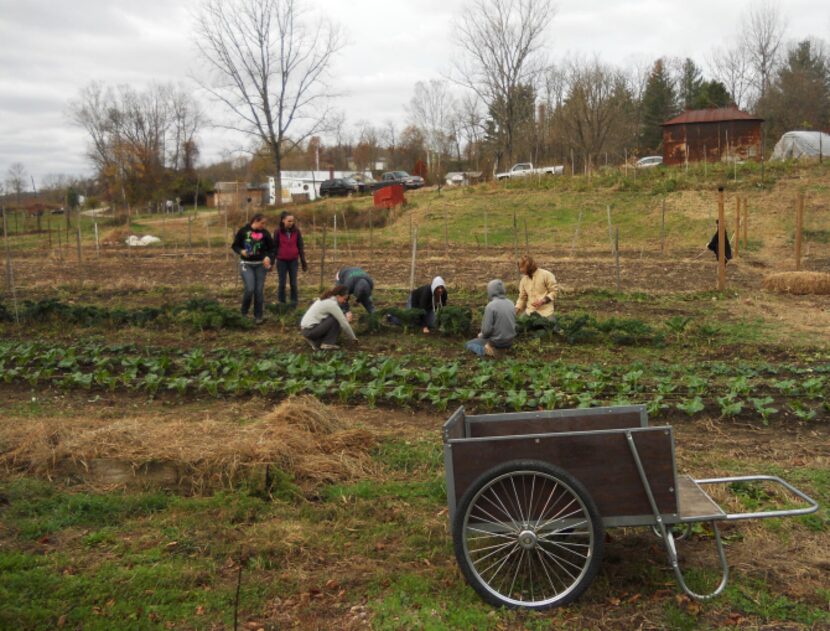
top-left (33, 0), bottom-right (830, 210)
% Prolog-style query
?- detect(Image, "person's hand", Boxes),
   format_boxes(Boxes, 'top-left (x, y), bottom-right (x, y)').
top-left (263, 257), bottom-right (272, 270)
top-left (531, 299), bottom-right (545, 308)
top-left (302, 263), bottom-right (308, 272)
top-left (422, 326), bottom-right (430, 334)
top-left (346, 311), bottom-right (354, 322)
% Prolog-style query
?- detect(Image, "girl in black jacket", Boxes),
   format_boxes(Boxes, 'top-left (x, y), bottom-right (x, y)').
top-left (231, 213), bottom-right (275, 324)
top-left (407, 275), bottom-right (447, 333)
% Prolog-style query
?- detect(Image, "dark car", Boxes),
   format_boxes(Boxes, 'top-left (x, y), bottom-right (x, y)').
top-left (373, 170), bottom-right (425, 190)
top-left (319, 177), bottom-right (360, 197)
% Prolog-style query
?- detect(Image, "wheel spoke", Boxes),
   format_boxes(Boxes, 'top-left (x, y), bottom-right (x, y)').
top-left (458, 465), bottom-right (601, 609)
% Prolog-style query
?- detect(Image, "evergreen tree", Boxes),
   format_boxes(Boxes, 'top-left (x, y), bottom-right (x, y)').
top-left (761, 39), bottom-right (830, 138)
top-left (692, 80), bottom-right (733, 109)
top-left (639, 59), bottom-right (677, 154)
top-left (678, 58), bottom-right (704, 109)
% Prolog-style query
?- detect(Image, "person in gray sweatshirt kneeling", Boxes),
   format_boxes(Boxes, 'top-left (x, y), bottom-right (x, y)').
top-left (465, 279), bottom-right (516, 357)
top-left (300, 285), bottom-right (358, 351)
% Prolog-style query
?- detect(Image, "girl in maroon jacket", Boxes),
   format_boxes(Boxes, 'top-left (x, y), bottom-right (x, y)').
top-left (273, 211), bottom-right (308, 307)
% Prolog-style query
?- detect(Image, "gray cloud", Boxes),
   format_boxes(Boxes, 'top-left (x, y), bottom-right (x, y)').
top-left (1, 0), bottom-right (828, 184)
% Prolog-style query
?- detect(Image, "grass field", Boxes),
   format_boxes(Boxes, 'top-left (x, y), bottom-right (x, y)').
top-left (1, 160), bottom-right (828, 629)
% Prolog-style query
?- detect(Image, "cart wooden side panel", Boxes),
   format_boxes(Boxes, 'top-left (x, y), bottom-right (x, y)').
top-left (448, 427), bottom-right (677, 521)
top-left (466, 407), bottom-right (646, 438)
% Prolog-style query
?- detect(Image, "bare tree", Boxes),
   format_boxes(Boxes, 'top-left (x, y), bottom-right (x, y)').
top-left (70, 82), bottom-right (202, 211)
top-left (741, 0), bottom-right (787, 105)
top-left (193, 0), bottom-right (344, 202)
top-left (5, 163), bottom-right (27, 209)
top-left (407, 79), bottom-right (456, 180)
top-left (708, 45), bottom-right (752, 109)
top-left (452, 0), bottom-right (555, 169)
top-left (559, 58), bottom-right (632, 172)
top-left (455, 94), bottom-right (486, 168)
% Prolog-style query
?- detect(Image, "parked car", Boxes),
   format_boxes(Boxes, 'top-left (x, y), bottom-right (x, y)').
top-left (495, 162), bottom-right (564, 180)
top-left (374, 171), bottom-right (425, 190)
top-left (349, 174), bottom-right (375, 193)
top-left (319, 177), bottom-right (360, 197)
top-left (636, 156), bottom-right (663, 168)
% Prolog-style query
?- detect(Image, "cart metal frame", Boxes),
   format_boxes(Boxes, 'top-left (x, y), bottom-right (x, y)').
top-left (443, 405), bottom-right (819, 609)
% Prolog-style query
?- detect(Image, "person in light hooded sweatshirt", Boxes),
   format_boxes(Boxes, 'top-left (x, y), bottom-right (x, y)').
top-left (465, 279), bottom-right (516, 357)
top-left (408, 276), bottom-right (448, 334)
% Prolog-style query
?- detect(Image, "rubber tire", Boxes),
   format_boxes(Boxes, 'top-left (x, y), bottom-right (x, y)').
top-left (453, 459), bottom-right (604, 610)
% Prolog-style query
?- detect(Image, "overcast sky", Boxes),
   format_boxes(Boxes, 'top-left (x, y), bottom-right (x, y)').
top-left (1, 0), bottom-right (828, 185)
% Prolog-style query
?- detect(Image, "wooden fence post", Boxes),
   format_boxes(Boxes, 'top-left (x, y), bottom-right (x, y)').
top-left (660, 198), bottom-right (666, 256)
top-left (614, 226), bottom-right (621, 292)
top-left (76, 208), bottom-right (83, 265)
top-left (795, 193), bottom-right (804, 271)
top-left (333, 214), bottom-right (338, 262)
top-left (3, 208), bottom-right (20, 323)
top-left (606, 205), bottom-right (615, 256)
top-left (571, 208), bottom-right (583, 258)
top-left (319, 221), bottom-right (327, 292)
top-left (734, 196), bottom-right (740, 258)
top-left (444, 206), bottom-right (449, 258)
top-left (742, 197), bottom-right (748, 250)
top-left (483, 207), bottom-right (489, 251)
top-left (224, 210), bottom-right (230, 262)
top-left (94, 222), bottom-right (100, 257)
top-left (717, 187), bottom-right (726, 291)
top-left (409, 226), bottom-right (418, 293)
top-left (512, 208), bottom-right (518, 261)
top-left (340, 210), bottom-right (353, 259)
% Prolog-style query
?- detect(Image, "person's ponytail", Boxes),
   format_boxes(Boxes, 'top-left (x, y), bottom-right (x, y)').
top-left (320, 284), bottom-right (348, 300)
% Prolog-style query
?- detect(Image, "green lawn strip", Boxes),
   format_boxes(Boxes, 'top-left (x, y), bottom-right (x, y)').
top-left (723, 578), bottom-right (830, 626)
top-left (0, 481), bottom-right (308, 628)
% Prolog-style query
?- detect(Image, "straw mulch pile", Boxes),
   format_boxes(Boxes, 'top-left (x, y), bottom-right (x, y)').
top-left (762, 271), bottom-right (830, 295)
top-left (0, 396), bottom-right (379, 494)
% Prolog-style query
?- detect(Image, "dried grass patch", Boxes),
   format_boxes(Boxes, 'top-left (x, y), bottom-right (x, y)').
top-left (0, 396), bottom-right (379, 494)
top-left (762, 271), bottom-right (830, 295)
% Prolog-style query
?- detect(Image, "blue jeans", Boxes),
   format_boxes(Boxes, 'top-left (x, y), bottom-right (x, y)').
top-left (240, 262), bottom-right (267, 319)
top-left (465, 338), bottom-right (487, 356)
top-left (277, 258), bottom-right (299, 305)
top-left (346, 278), bottom-right (374, 314)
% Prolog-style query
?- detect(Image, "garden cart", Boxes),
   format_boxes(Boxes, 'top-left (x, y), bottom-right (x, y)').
top-left (442, 405), bottom-right (819, 610)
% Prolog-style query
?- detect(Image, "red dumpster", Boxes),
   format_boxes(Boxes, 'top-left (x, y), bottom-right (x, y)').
top-left (373, 184), bottom-right (405, 209)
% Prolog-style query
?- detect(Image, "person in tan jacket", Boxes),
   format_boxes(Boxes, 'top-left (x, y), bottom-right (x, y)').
top-left (515, 255), bottom-right (558, 318)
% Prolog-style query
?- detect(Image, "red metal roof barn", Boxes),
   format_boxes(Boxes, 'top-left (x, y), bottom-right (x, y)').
top-left (661, 106), bottom-right (764, 166)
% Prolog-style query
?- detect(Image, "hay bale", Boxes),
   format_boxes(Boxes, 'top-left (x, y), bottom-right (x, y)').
top-left (0, 398), bottom-right (376, 495)
top-left (763, 272), bottom-right (830, 295)
top-left (264, 395), bottom-right (344, 434)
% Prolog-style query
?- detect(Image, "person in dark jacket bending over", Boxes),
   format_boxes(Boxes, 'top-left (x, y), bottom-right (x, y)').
top-left (408, 276), bottom-right (448, 334)
top-left (273, 212), bottom-right (307, 307)
top-left (231, 213), bottom-right (274, 325)
top-left (334, 266), bottom-right (375, 321)
top-left (465, 279), bottom-right (516, 357)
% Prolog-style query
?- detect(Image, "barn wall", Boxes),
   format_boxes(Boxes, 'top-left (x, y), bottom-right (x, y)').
top-left (663, 121), bottom-right (763, 166)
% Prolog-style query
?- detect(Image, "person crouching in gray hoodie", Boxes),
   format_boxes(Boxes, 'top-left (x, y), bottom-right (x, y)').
top-left (465, 279), bottom-right (516, 357)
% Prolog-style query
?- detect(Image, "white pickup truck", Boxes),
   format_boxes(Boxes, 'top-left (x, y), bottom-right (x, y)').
top-left (495, 162), bottom-right (565, 180)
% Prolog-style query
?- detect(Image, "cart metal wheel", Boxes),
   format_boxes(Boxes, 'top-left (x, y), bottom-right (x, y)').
top-left (453, 460), bottom-right (604, 610)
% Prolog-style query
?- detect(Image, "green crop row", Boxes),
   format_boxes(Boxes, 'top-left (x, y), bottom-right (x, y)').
top-left (0, 340), bottom-right (828, 422)
top-left (0, 298), bottom-right (253, 331)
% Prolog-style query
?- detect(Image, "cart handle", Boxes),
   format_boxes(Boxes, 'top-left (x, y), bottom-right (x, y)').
top-left (625, 432), bottom-right (729, 600)
top-left (693, 475), bottom-right (819, 522)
